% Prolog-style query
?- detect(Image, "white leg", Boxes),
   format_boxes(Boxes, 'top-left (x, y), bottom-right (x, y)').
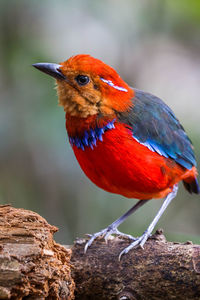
top-left (119, 184), bottom-right (178, 260)
top-left (84, 199), bottom-right (149, 253)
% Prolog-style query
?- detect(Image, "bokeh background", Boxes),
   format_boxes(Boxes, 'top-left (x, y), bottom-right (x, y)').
top-left (0, 0), bottom-right (200, 245)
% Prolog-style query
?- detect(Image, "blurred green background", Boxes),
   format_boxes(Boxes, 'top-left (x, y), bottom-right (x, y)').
top-left (0, 0), bottom-right (200, 245)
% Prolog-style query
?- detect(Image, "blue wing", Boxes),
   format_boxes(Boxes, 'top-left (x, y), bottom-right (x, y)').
top-left (117, 89), bottom-right (196, 170)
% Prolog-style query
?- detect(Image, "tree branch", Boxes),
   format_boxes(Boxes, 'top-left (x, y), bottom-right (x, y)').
top-left (70, 231), bottom-right (200, 299)
top-left (0, 205), bottom-right (200, 300)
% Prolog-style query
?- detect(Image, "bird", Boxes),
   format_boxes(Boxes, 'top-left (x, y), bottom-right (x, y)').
top-left (33, 54), bottom-right (199, 259)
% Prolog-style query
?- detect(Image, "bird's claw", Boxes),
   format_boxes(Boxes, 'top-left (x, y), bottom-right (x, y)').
top-left (84, 228), bottom-right (108, 253)
top-left (85, 227), bottom-right (150, 259)
top-left (85, 233), bottom-right (92, 237)
top-left (84, 227), bottom-right (136, 253)
top-left (119, 230), bottom-right (150, 261)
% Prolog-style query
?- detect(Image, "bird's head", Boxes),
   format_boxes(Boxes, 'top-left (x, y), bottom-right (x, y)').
top-left (33, 55), bottom-right (133, 119)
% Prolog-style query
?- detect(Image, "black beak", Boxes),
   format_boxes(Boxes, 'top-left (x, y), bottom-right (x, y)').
top-left (32, 63), bottom-right (66, 80)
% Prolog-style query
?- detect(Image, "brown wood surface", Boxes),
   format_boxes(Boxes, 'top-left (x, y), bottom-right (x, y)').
top-left (0, 205), bottom-right (200, 300)
top-left (0, 205), bottom-right (74, 300)
top-left (70, 231), bottom-right (200, 300)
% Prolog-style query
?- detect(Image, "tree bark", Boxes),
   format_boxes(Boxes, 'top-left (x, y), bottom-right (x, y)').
top-left (0, 205), bottom-right (200, 300)
top-left (0, 205), bottom-right (75, 300)
top-left (70, 231), bottom-right (200, 300)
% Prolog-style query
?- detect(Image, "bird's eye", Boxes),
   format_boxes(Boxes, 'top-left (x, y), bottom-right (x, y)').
top-left (75, 75), bottom-right (90, 86)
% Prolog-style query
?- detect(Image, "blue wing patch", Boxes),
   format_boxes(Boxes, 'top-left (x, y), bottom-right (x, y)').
top-left (118, 89), bottom-right (196, 170)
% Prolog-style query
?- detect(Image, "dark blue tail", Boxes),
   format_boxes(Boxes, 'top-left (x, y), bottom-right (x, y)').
top-left (183, 177), bottom-right (200, 194)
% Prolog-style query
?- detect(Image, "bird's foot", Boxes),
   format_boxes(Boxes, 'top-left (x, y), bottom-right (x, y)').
top-left (84, 225), bottom-right (136, 253)
top-left (119, 230), bottom-right (150, 260)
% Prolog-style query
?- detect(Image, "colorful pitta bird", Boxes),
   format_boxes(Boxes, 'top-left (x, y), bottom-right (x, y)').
top-left (33, 54), bottom-right (199, 259)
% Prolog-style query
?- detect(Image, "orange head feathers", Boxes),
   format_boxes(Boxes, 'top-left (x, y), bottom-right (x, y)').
top-left (57, 54), bottom-right (133, 118)
top-left (32, 55), bottom-right (134, 136)
top-left (36, 54), bottom-right (133, 119)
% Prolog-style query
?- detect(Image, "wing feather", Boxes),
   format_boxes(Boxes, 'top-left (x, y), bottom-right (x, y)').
top-left (117, 89), bottom-right (196, 170)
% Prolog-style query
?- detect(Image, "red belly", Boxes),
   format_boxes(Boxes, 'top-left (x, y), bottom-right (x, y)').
top-left (72, 124), bottom-right (195, 200)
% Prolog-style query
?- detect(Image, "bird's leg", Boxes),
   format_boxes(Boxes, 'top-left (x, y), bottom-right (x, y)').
top-left (84, 199), bottom-right (149, 253)
top-left (119, 184), bottom-right (178, 260)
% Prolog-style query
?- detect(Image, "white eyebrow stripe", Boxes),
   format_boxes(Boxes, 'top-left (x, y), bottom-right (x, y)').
top-left (100, 78), bottom-right (128, 92)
